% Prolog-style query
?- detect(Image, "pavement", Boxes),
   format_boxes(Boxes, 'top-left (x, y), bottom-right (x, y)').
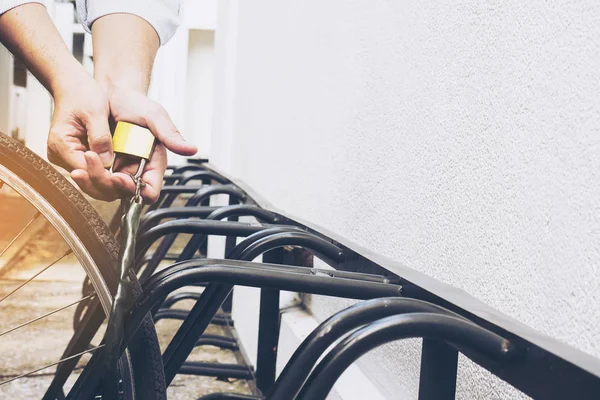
top-left (0, 188), bottom-right (250, 399)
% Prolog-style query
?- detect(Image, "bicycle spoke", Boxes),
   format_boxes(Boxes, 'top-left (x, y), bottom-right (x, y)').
top-left (0, 294), bottom-right (94, 337)
top-left (0, 344), bottom-right (104, 386)
top-left (0, 249), bottom-right (73, 304)
top-left (0, 211), bottom-right (41, 259)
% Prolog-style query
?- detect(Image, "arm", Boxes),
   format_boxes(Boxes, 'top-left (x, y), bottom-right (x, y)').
top-left (69, 13), bottom-right (196, 202)
top-left (0, 3), bottom-right (82, 95)
top-left (0, 3), bottom-right (111, 175)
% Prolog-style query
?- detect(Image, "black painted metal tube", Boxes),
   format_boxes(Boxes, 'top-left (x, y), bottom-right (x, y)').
top-left (155, 185), bottom-right (205, 194)
top-left (118, 260), bottom-right (402, 373)
top-left (236, 231), bottom-right (344, 264)
top-left (154, 309), bottom-right (231, 325)
top-left (155, 271), bottom-right (399, 385)
top-left (186, 157), bottom-right (210, 164)
top-left (198, 393), bottom-right (262, 400)
top-left (66, 260), bottom-right (401, 395)
top-left (179, 171), bottom-right (229, 186)
top-left (148, 185), bottom-right (204, 212)
top-left (139, 187), bottom-right (248, 280)
top-left (176, 206), bottom-right (284, 262)
top-left (163, 174), bottom-right (183, 184)
top-left (139, 206), bottom-right (220, 234)
top-left (206, 204), bottom-right (280, 224)
top-left (255, 250), bottom-right (283, 394)
top-left (162, 291), bottom-right (202, 308)
top-left (226, 227), bottom-right (304, 260)
top-left (269, 298), bottom-right (460, 400)
top-left (297, 313), bottom-right (513, 400)
top-left (185, 185), bottom-right (247, 208)
top-left (158, 232), bottom-right (343, 386)
top-left (195, 336), bottom-right (239, 350)
top-left (179, 361), bottom-right (252, 379)
top-left (419, 339), bottom-right (459, 400)
top-left (135, 220), bottom-right (267, 263)
top-left (172, 164), bottom-right (206, 174)
top-left (42, 297), bottom-right (105, 400)
top-left (162, 283), bottom-right (232, 384)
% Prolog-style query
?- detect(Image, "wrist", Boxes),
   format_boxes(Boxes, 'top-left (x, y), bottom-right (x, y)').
top-left (95, 72), bottom-right (149, 95)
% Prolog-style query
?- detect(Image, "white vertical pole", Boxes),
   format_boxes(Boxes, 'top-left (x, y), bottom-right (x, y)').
top-left (0, 46), bottom-right (14, 135)
top-left (210, 0), bottom-right (239, 173)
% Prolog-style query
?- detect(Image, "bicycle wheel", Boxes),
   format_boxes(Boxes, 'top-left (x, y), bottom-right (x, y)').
top-left (0, 132), bottom-right (165, 399)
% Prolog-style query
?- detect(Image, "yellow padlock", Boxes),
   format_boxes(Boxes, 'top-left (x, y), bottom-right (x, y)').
top-left (112, 121), bottom-right (156, 202)
top-left (112, 121), bottom-right (155, 160)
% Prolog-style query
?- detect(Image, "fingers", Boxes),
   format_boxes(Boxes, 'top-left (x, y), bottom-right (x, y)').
top-left (140, 143), bottom-right (167, 203)
top-left (71, 169), bottom-right (106, 200)
top-left (112, 143), bottom-right (166, 204)
top-left (72, 148), bottom-right (165, 204)
top-left (71, 152), bottom-right (123, 201)
top-left (110, 89), bottom-right (197, 156)
top-left (86, 115), bottom-right (113, 168)
top-left (47, 122), bottom-right (88, 171)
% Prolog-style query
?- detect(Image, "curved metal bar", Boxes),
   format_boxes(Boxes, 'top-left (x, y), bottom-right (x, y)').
top-left (237, 231), bottom-right (344, 264)
top-left (151, 175), bottom-right (231, 212)
top-left (153, 231), bottom-right (343, 386)
top-left (198, 392), bottom-right (262, 400)
top-left (297, 313), bottom-right (513, 400)
top-left (154, 309), bottom-right (231, 325)
top-left (147, 185), bottom-right (204, 212)
top-left (185, 185), bottom-right (248, 207)
top-left (135, 260), bottom-right (401, 329)
top-left (139, 206), bottom-right (220, 234)
top-left (172, 164), bottom-right (206, 174)
top-left (115, 260), bottom-right (402, 385)
top-left (162, 291), bottom-right (202, 309)
top-left (231, 230), bottom-right (342, 393)
top-left (186, 157), bottom-right (210, 165)
top-left (135, 219), bottom-right (268, 285)
top-left (226, 227), bottom-right (307, 260)
top-left (154, 308), bottom-right (193, 322)
top-left (135, 220), bottom-right (267, 264)
top-left (162, 173), bottom-right (183, 184)
top-left (179, 171), bottom-right (229, 185)
top-left (195, 336), bottom-right (239, 350)
top-left (137, 252), bottom-right (181, 268)
top-left (206, 204), bottom-right (280, 224)
top-left (269, 298), bottom-right (460, 399)
top-left (157, 185), bottom-right (205, 194)
top-left (176, 205), bottom-right (283, 262)
top-left (179, 361), bottom-right (252, 379)
top-left (141, 187), bottom-right (249, 280)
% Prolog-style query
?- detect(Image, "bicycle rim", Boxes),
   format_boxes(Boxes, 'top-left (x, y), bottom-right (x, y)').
top-left (0, 164), bottom-right (132, 398)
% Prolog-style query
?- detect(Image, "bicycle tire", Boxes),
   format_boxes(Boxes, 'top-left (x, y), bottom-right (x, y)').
top-left (0, 132), bottom-right (165, 399)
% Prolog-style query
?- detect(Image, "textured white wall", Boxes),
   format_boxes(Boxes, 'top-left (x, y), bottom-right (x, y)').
top-left (212, 1), bottom-right (600, 398)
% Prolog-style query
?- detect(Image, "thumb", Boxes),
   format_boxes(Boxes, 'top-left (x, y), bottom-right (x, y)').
top-left (86, 116), bottom-right (113, 168)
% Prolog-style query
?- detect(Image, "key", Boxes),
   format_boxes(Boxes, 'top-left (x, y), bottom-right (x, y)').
top-left (103, 122), bottom-right (155, 396)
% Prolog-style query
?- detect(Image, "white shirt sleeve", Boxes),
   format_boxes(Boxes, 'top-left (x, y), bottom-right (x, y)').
top-left (76, 0), bottom-right (181, 45)
top-left (0, 1), bottom-right (43, 16)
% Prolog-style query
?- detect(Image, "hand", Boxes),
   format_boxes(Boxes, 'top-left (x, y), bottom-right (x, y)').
top-left (48, 71), bottom-right (117, 193)
top-left (69, 87), bottom-right (197, 203)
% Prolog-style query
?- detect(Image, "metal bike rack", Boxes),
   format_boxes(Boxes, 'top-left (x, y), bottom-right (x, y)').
top-left (66, 158), bottom-right (600, 399)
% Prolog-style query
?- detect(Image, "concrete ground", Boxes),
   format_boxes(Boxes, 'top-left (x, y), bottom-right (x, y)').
top-left (0, 186), bottom-right (251, 399)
